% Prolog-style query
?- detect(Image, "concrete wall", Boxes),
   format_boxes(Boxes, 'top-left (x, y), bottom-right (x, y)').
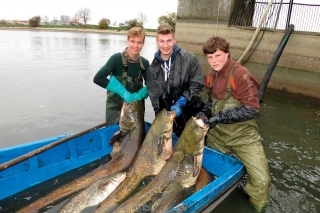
top-left (175, 0), bottom-right (320, 99)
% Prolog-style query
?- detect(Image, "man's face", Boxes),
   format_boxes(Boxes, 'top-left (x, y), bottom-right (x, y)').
top-left (156, 33), bottom-right (176, 59)
top-left (127, 35), bottom-right (144, 55)
top-left (206, 49), bottom-right (229, 72)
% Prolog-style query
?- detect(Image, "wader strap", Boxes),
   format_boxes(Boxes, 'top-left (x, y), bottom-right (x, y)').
top-left (205, 74), bottom-right (214, 100)
top-left (120, 52), bottom-right (145, 79)
top-left (121, 52), bottom-right (128, 77)
top-left (138, 57), bottom-right (145, 80)
top-left (226, 62), bottom-right (236, 96)
top-left (214, 62), bottom-right (236, 111)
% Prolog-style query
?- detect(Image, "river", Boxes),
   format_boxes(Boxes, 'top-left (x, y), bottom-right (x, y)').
top-left (0, 29), bottom-right (319, 213)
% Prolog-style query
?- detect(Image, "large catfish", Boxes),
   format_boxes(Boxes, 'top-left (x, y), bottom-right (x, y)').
top-left (151, 167), bottom-right (212, 213)
top-left (58, 172), bottom-right (126, 213)
top-left (95, 108), bottom-right (176, 213)
top-left (16, 101), bottom-right (145, 213)
top-left (113, 116), bottom-right (209, 213)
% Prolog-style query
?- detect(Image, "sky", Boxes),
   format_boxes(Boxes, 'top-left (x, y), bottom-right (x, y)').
top-left (1, 0), bottom-right (318, 28)
top-left (0, 0), bottom-right (178, 28)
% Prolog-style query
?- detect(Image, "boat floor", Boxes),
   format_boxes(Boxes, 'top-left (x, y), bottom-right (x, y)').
top-left (0, 155), bottom-right (111, 213)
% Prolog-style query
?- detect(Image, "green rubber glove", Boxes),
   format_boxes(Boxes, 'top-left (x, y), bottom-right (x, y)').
top-left (106, 76), bottom-right (136, 103)
top-left (137, 86), bottom-right (148, 100)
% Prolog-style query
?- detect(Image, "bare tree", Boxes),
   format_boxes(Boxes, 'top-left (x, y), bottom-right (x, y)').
top-left (52, 16), bottom-right (59, 25)
top-left (77, 8), bottom-right (91, 25)
top-left (28, 16), bottom-right (41, 27)
top-left (42, 15), bottom-right (49, 25)
top-left (137, 12), bottom-right (148, 26)
top-left (71, 13), bottom-right (80, 24)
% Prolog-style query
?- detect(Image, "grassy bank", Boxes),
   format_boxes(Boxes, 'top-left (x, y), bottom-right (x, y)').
top-left (0, 24), bottom-right (157, 36)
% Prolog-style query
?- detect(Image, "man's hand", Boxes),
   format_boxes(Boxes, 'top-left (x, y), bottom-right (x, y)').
top-left (170, 96), bottom-right (187, 117)
top-left (195, 112), bottom-right (209, 124)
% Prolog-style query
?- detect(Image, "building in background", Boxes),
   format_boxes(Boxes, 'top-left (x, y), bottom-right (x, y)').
top-left (60, 15), bottom-right (70, 24)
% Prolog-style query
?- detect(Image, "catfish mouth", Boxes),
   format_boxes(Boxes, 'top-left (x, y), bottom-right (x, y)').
top-left (192, 116), bottom-right (210, 131)
top-left (119, 102), bottom-right (140, 131)
top-left (167, 110), bottom-right (176, 122)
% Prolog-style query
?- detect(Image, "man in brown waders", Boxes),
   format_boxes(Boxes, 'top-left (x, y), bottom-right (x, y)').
top-left (196, 36), bottom-right (271, 212)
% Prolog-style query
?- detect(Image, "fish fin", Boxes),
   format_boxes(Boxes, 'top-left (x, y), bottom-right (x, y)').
top-left (109, 130), bottom-right (121, 145)
top-left (151, 193), bottom-right (163, 202)
top-left (156, 138), bottom-right (173, 160)
top-left (156, 137), bottom-right (164, 155)
top-left (193, 156), bottom-right (201, 177)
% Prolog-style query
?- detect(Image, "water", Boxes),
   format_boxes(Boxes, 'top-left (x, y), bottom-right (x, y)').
top-left (0, 29), bottom-right (319, 213)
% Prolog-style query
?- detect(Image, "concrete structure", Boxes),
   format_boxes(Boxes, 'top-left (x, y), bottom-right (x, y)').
top-left (175, 0), bottom-right (320, 99)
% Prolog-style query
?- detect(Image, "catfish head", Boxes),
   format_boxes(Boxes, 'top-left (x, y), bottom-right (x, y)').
top-left (150, 108), bottom-right (176, 160)
top-left (109, 101), bottom-right (144, 145)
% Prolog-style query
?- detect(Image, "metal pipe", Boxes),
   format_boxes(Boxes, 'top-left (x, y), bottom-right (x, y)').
top-left (274, 0), bottom-right (284, 29)
top-left (286, 0), bottom-right (294, 29)
top-left (258, 24), bottom-right (295, 102)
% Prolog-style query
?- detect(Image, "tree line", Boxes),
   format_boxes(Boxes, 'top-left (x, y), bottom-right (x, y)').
top-left (24, 7), bottom-right (176, 30)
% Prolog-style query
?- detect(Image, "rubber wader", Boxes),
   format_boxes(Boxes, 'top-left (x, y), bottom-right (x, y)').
top-left (204, 65), bottom-right (271, 211)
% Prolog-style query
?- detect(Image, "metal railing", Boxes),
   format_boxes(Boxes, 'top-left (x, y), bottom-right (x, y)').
top-left (229, 0), bottom-right (320, 33)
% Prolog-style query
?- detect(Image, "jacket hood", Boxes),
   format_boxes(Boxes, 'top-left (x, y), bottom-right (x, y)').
top-left (154, 45), bottom-right (181, 63)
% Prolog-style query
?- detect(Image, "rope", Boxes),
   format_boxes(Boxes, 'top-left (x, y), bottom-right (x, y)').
top-left (215, 0), bottom-right (221, 36)
top-left (237, 0), bottom-right (275, 64)
top-left (242, 0), bottom-right (279, 64)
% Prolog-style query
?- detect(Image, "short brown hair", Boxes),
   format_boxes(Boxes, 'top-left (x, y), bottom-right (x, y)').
top-left (127, 27), bottom-right (146, 42)
top-left (202, 36), bottom-right (230, 55)
top-left (157, 23), bottom-right (175, 36)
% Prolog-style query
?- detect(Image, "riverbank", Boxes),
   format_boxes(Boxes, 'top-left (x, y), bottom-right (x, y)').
top-left (0, 27), bottom-right (157, 37)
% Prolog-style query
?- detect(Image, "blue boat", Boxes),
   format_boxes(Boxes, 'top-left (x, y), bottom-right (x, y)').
top-left (0, 122), bottom-right (246, 212)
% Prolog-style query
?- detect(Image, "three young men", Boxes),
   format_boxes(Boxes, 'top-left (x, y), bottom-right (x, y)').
top-left (94, 25), bottom-right (270, 212)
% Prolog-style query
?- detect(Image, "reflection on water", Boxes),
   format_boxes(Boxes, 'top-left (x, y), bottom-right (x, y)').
top-left (0, 30), bottom-right (319, 213)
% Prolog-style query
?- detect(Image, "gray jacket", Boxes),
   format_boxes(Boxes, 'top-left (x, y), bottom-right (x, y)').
top-left (147, 46), bottom-right (204, 115)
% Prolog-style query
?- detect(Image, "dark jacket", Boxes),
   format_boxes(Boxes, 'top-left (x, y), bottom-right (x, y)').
top-left (147, 45), bottom-right (204, 135)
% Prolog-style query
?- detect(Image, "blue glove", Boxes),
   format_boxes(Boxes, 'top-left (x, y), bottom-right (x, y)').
top-left (106, 76), bottom-right (136, 103)
top-left (170, 96), bottom-right (188, 117)
top-left (137, 86), bottom-right (148, 100)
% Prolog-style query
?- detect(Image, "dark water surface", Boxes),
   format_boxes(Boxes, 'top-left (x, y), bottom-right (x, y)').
top-left (0, 30), bottom-right (319, 213)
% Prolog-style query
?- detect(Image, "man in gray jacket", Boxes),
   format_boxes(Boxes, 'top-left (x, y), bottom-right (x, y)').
top-left (146, 24), bottom-right (204, 136)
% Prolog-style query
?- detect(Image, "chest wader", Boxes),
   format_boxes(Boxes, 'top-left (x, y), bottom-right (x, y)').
top-left (105, 53), bottom-right (145, 125)
top-left (205, 65), bottom-right (271, 210)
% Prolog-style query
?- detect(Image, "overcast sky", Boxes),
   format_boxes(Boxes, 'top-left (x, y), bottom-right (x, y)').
top-left (1, 0), bottom-right (318, 28)
top-left (0, 0), bottom-right (178, 28)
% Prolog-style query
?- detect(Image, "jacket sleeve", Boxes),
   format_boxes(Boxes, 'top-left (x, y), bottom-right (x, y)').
top-left (196, 100), bottom-right (213, 118)
top-left (182, 53), bottom-right (204, 104)
top-left (232, 66), bottom-right (260, 110)
top-left (208, 105), bottom-right (260, 128)
top-left (93, 55), bottom-right (117, 88)
top-left (146, 63), bottom-right (161, 113)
